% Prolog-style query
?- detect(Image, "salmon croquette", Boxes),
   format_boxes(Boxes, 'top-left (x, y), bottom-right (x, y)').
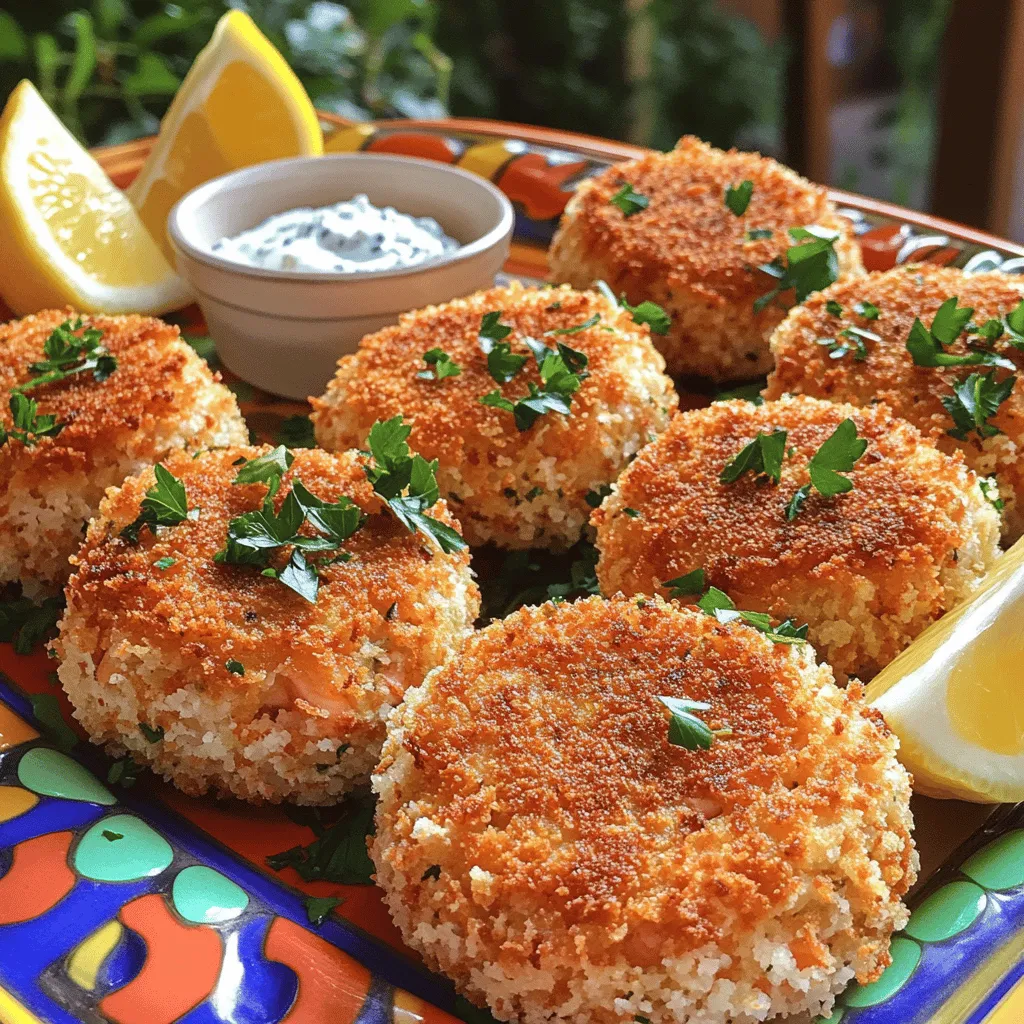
top-left (548, 136), bottom-right (864, 380)
top-left (371, 596), bottom-right (917, 1024)
top-left (312, 282), bottom-right (677, 550)
top-left (592, 396), bottom-right (1000, 681)
top-left (765, 265), bottom-right (1024, 539)
top-left (55, 446), bottom-right (479, 805)
top-left (0, 309), bottom-right (247, 599)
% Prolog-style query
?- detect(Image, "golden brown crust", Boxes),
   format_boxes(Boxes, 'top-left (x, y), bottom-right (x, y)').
top-left (592, 396), bottom-right (994, 679)
top-left (0, 308), bottom-right (238, 479)
top-left (312, 282), bottom-right (677, 548)
top-left (374, 596), bottom-right (916, 964)
top-left (765, 266), bottom-right (1024, 536)
top-left (63, 446), bottom-right (477, 715)
top-left (551, 137), bottom-right (848, 307)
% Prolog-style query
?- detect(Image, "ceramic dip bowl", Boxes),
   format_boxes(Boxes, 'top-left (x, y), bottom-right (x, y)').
top-left (168, 152), bottom-right (515, 400)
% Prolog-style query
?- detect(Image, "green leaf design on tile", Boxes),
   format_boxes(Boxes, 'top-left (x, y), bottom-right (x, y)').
top-left (842, 937), bottom-right (922, 1008)
top-left (905, 880), bottom-right (986, 942)
top-left (17, 747), bottom-right (116, 805)
top-left (962, 830), bottom-right (1024, 891)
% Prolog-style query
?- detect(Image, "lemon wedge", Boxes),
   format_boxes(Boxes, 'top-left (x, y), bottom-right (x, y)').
top-left (867, 536), bottom-right (1024, 803)
top-left (128, 9), bottom-right (323, 262)
top-left (0, 80), bottom-right (189, 316)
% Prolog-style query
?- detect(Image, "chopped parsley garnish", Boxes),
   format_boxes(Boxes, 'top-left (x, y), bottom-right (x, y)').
top-left (586, 484), bottom-right (613, 508)
top-left (664, 568), bottom-right (705, 598)
top-left (107, 755), bottom-right (139, 788)
top-left (980, 476), bottom-right (1005, 512)
top-left (656, 695), bottom-right (716, 750)
top-left (305, 895), bottom-right (343, 926)
top-left (818, 325), bottom-right (879, 362)
top-left (418, 348), bottom-right (461, 380)
top-left (28, 692), bottom-right (78, 753)
top-left (267, 790), bottom-right (376, 884)
top-left (697, 586), bottom-right (808, 644)
top-left (139, 722), bottom-right (164, 743)
top-left (594, 280), bottom-right (671, 335)
top-left (623, 507), bottom-right (640, 518)
top-left (754, 226), bottom-right (841, 313)
top-left (0, 392), bottom-right (64, 448)
top-left (102, 829), bottom-right (124, 842)
top-left (976, 319), bottom-right (1006, 342)
top-left (620, 297), bottom-right (671, 335)
top-left (276, 414), bottom-right (316, 448)
top-left (786, 418), bottom-right (868, 520)
top-left (745, 228), bottom-right (773, 240)
top-left (854, 300), bottom-right (880, 320)
top-left (724, 179), bottom-right (753, 216)
top-left (609, 182), bottom-right (649, 216)
top-left (479, 310), bottom-right (513, 344)
top-left (545, 314), bottom-right (600, 337)
top-left (825, 300), bottom-right (844, 317)
top-left (153, 556), bottom-right (175, 570)
top-left (364, 417), bottom-right (466, 553)
top-left (14, 318), bottom-right (116, 394)
top-left (478, 312), bottom-right (526, 383)
top-left (1003, 299), bottom-right (1024, 347)
top-left (120, 464), bottom-right (192, 544)
top-left (907, 297), bottom-right (1015, 369)
top-left (941, 370), bottom-right (1015, 440)
top-left (421, 864), bottom-right (442, 881)
top-left (225, 659), bottom-right (245, 675)
top-left (480, 337), bottom-right (590, 432)
top-left (1, 595), bottom-right (62, 655)
top-left (720, 429), bottom-right (788, 485)
top-left (216, 449), bottom-right (368, 601)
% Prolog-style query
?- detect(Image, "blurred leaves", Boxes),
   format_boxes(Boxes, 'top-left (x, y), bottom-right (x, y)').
top-left (0, 0), bottom-right (450, 146)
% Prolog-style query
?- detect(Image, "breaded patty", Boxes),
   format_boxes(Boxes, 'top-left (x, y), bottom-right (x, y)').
top-left (766, 265), bottom-right (1024, 539)
top-left (548, 136), bottom-right (864, 380)
top-left (312, 282), bottom-right (677, 549)
top-left (593, 396), bottom-right (1000, 681)
top-left (371, 596), bottom-right (917, 1024)
top-left (0, 309), bottom-right (247, 599)
top-left (55, 446), bottom-right (479, 805)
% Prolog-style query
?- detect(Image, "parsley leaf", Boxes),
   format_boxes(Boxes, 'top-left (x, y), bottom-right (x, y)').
top-left (545, 314), bottom-right (600, 337)
top-left (14, 318), bottom-right (116, 393)
top-left (825, 300), bottom-right (844, 317)
top-left (478, 313), bottom-right (525, 383)
top-left (697, 587), bottom-right (807, 644)
top-left (0, 595), bottom-right (62, 654)
top-left (720, 429), bottom-right (788, 485)
top-left (724, 179), bottom-right (753, 216)
top-left (980, 476), bottom-right (1005, 512)
top-left (120, 464), bottom-right (191, 543)
top-left (102, 829), bottom-right (123, 842)
top-left (364, 416), bottom-right (466, 553)
top-left (305, 895), bottom-right (343, 926)
top-left (754, 226), bottom-right (840, 312)
top-left (656, 695), bottom-right (715, 750)
top-left (233, 446), bottom-right (295, 499)
top-left (418, 348), bottom-right (461, 380)
top-left (941, 371), bottom-right (1015, 440)
top-left (107, 755), bottom-right (139, 788)
top-left (225, 659), bottom-right (245, 675)
top-left (0, 392), bottom-right (64, 448)
top-left (28, 692), bottom-right (78, 753)
top-left (620, 297), bottom-right (671, 335)
top-left (745, 227), bottom-right (773, 240)
top-left (909, 299), bottom-right (1011, 370)
top-left (714, 383), bottom-right (764, 405)
top-left (273, 548), bottom-right (321, 603)
top-left (1004, 299), bottom-right (1024, 346)
top-left (139, 722), bottom-right (164, 743)
top-left (609, 182), bottom-right (649, 216)
top-left (854, 300), bottom-right (880, 320)
top-left (664, 568), bottom-right (705, 598)
top-left (785, 419), bottom-right (868, 520)
top-left (267, 790), bottom-right (376, 884)
top-left (153, 556), bottom-right (175, 570)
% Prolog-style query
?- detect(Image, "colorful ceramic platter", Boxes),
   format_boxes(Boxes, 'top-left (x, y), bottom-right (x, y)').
top-left (2, 116), bottom-right (1024, 1024)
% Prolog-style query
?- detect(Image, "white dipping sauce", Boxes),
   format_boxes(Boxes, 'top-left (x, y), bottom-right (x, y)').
top-left (212, 193), bottom-right (460, 273)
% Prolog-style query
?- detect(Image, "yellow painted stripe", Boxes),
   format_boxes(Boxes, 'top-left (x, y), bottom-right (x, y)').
top-left (981, 973), bottom-right (1024, 1023)
top-left (0, 985), bottom-right (45, 1024)
top-left (323, 123), bottom-right (374, 153)
top-left (67, 919), bottom-right (122, 992)
top-left (923, 929), bottom-right (1024, 1023)
top-left (458, 139), bottom-right (517, 180)
top-left (0, 704), bottom-right (38, 753)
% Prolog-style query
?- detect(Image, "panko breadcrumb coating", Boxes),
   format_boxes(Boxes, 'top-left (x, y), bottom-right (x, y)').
top-left (593, 396), bottom-right (1000, 681)
top-left (548, 136), bottom-right (864, 381)
top-left (312, 282), bottom-right (677, 550)
top-left (371, 596), bottom-right (917, 1024)
top-left (0, 308), bottom-right (246, 599)
top-left (55, 446), bottom-right (479, 805)
top-left (765, 265), bottom-right (1024, 540)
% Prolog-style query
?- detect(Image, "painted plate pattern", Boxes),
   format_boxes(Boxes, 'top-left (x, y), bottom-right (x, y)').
top-left (1, 116), bottom-right (1023, 1024)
